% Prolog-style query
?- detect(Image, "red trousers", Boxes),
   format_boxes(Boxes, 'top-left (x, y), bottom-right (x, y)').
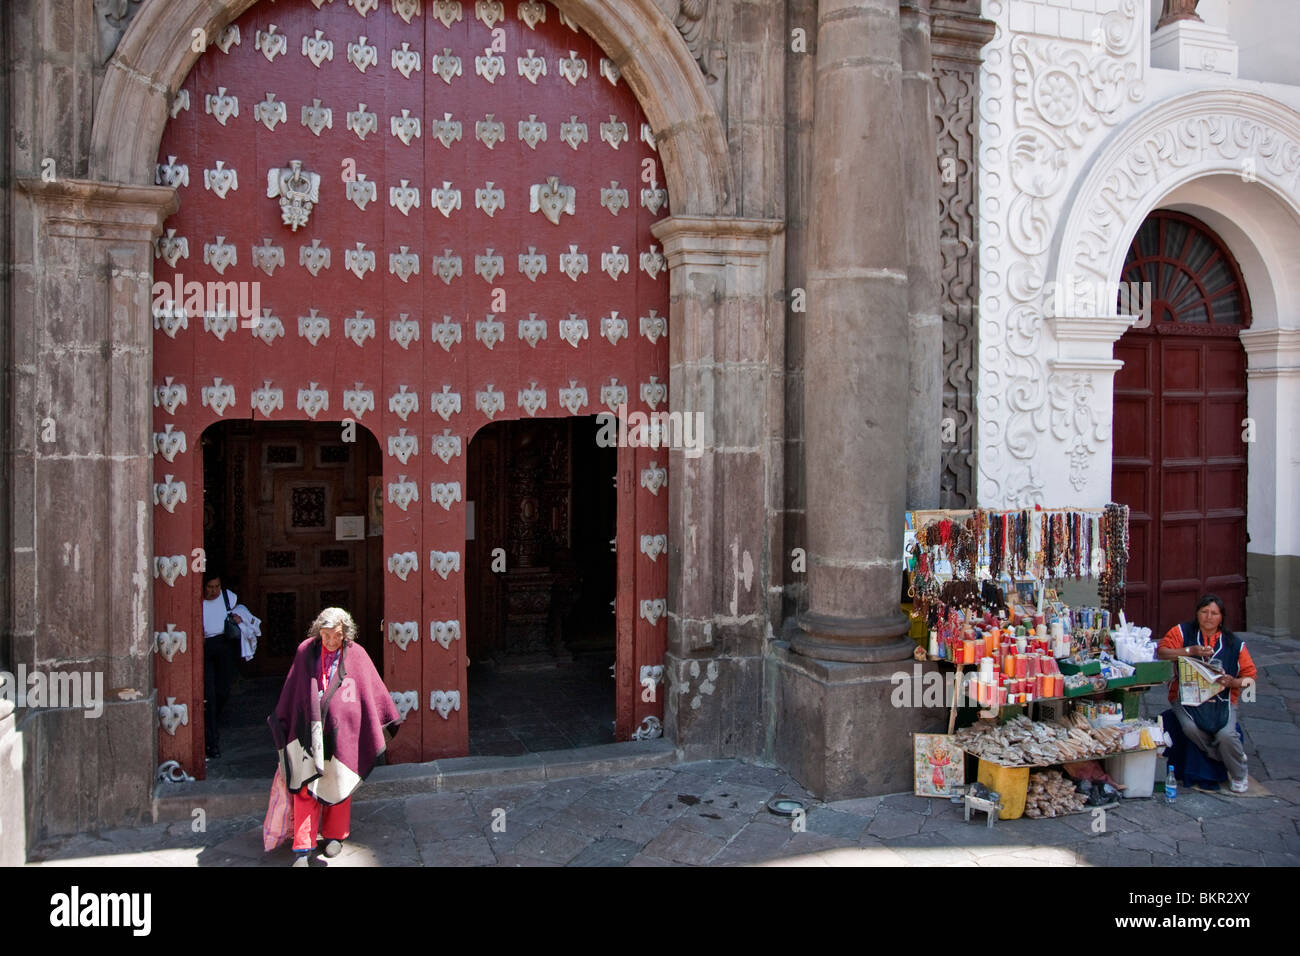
top-left (292, 788), bottom-right (351, 851)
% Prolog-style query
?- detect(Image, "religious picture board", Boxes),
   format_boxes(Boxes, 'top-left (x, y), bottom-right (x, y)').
top-left (914, 733), bottom-right (964, 797)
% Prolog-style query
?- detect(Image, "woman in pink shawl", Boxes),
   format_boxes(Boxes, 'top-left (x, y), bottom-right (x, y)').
top-left (269, 607), bottom-right (402, 866)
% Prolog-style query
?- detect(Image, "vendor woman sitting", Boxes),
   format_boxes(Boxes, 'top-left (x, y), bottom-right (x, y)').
top-left (1156, 594), bottom-right (1256, 794)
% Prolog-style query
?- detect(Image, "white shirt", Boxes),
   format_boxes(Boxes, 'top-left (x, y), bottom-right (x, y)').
top-left (203, 590), bottom-right (239, 638)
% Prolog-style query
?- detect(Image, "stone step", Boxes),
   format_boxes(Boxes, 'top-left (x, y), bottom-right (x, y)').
top-left (151, 739), bottom-right (677, 824)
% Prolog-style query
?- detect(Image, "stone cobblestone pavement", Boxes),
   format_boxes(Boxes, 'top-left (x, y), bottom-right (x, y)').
top-left (27, 634), bottom-right (1300, 867)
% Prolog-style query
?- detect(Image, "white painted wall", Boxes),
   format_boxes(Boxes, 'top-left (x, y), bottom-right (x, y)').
top-left (1149, 0), bottom-right (1300, 85)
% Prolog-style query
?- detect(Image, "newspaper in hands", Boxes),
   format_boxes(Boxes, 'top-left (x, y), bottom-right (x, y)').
top-left (1177, 655), bottom-right (1227, 707)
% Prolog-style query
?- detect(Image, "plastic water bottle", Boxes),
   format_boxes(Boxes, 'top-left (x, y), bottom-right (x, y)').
top-left (1165, 764), bottom-right (1177, 803)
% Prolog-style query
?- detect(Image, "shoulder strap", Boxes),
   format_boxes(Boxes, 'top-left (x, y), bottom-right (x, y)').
top-left (222, 588), bottom-right (233, 613)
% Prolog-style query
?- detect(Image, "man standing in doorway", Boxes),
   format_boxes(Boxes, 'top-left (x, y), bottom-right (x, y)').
top-left (201, 573), bottom-right (245, 759)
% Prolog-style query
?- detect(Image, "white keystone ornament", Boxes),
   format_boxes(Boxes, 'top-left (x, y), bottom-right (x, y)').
top-left (156, 156), bottom-right (189, 188)
top-left (640, 599), bottom-right (667, 627)
top-left (390, 691), bottom-right (419, 719)
top-left (433, 0), bottom-right (463, 28)
top-left (347, 174), bottom-right (378, 211)
top-left (600, 115), bottom-right (628, 149)
top-left (392, 0), bottom-right (421, 24)
top-left (641, 461), bottom-right (667, 495)
top-left (600, 182), bottom-right (629, 216)
top-left (391, 109), bottom-right (422, 144)
top-left (601, 58), bottom-right (621, 85)
top-left (600, 378), bottom-right (628, 413)
top-left (388, 247), bottom-right (419, 283)
top-left (387, 477), bottom-right (418, 512)
top-left (474, 251), bottom-right (504, 284)
top-left (431, 481), bottom-right (462, 510)
top-left (530, 177), bottom-right (576, 225)
top-left (640, 245), bottom-right (665, 279)
top-left (430, 690), bottom-right (461, 719)
top-left (158, 698), bottom-right (189, 736)
top-left (216, 24), bottom-right (241, 53)
top-left (518, 49), bottom-right (546, 84)
top-left (476, 0), bottom-right (504, 27)
top-left (431, 620), bottom-right (462, 649)
top-left (387, 551), bottom-right (418, 581)
top-left (476, 387), bottom-right (505, 420)
top-left (558, 382), bottom-right (588, 415)
top-left (343, 385), bottom-right (375, 418)
top-left (432, 48), bottom-right (463, 84)
top-left (519, 114), bottom-right (547, 149)
top-left (268, 161), bottom-right (321, 231)
top-left (641, 376), bottom-right (667, 410)
top-left (475, 317), bottom-right (505, 350)
top-left (432, 429), bottom-right (462, 463)
top-left (518, 384), bottom-right (546, 417)
top-left (347, 104), bottom-right (379, 140)
top-left (154, 625), bottom-right (188, 663)
top-left (154, 556), bottom-right (188, 588)
top-left (256, 25), bottom-right (287, 62)
top-left (432, 316), bottom-right (462, 351)
top-left (388, 385), bottom-right (419, 421)
top-left (155, 229), bottom-right (189, 268)
top-left (203, 306), bottom-right (238, 341)
top-left (153, 425), bottom-right (188, 462)
top-left (387, 622), bottom-right (418, 652)
top-left (559, 246), bottom-right (588, 282)
top-left (298, 309), bottom-right (330, 346)
top-left (387, 428), bottom-right (418, 463)
top-left (427, 114), bottom-right (460, 150)
top-left (153, 475), bottom-right (188, 513)
top-left (345, 242), bottom-right (376, 279)
top-left (431, 384), bottom-right (462, 420)
top-left (301, 98), bottom-right (333, 136)
top-left (601, 312), bottom-right (628, 346)
top-left (349, 0), bottom-right (379, 15)
top-left (253, 310), bottom-right (285, 345)
top-left (518, 314), bottom-right (547, 347)
top-left (560, 115), bottom-right (588, 150)
top-left (434, 250), bottom-right (462, 284)
top-left (251, 381), bottom-right (285, 418)
top-left (297, 383), bottom-right (330, 420)
top-left (390, 180), bottom-right (420, 215)
top-left (641, 534), bottom-right (667, 561)
top-left (518, 0), bottom-right (545, 27)
top-left (559, 50), bottom-right (587, 85)
top-left (202, 378), bottom-right (237, 416)
top-left (475, 114), bottom-right (505, 149)
top-left (152, 300), bottom-right (187, 338)
top-left (300, 239), bottom-right (331, 275)
top-left (252, 239), bottom-right (285, 276)
top-left (432, 181), bottom-right (461, 216)
top-left (348, 36), bottom-right (378, 73)
top-left (302, 29), bottom-right (334, 67)
top-left (518, 247), bottom-right (546, 282)
top-left (345, 312), bottom-right (376, 346)
top-left (641, 181), bottom-right (667, 215)
top-left (475, 182), bottom-right (505, 217)
top-left (430, 550), bottom-right (461, 579)
top-left (558, 315), bottom-right (588, 347)
top-left (390, 315), bottom-right (419, 350)
top-left (154, 377), bottom-right (188, 415)
top-left (205, 86), bottom-right (239, 124)
top-left (602, 247), bottom-right (629, 281)
top-left (203, 236), bottom-right (237, 275)
top-left (254, 92), bottom-right (288, 132)
top-left (392, 41), bottom-right (421, 78)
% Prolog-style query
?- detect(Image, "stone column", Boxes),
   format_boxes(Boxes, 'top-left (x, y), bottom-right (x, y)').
top-left (793, 0), bottom-right (914, 664)
top-left (12, 178), bottom-right (176, 844)
top-left (652, 215), bottom-right (785, 759)
top-left (901, 0), bottom-right (942, 511)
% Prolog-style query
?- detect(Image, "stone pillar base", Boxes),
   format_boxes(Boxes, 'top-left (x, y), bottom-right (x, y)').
top-left (769, 642), bottom-right (948, 800)
top-left (1151, 20), bottom-right (1238, 78)
top-left (792, 610), bottom-right (915, 664)
top-left (1246, 552), bottom-right (1297, 639)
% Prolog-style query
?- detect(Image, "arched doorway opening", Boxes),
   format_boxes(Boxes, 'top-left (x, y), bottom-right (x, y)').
top-left (1111, 209), bottom-right (1250, 633)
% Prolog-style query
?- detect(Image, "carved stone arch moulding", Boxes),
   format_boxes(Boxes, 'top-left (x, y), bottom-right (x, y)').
top-left (90, 0), bottom-right (734, 216)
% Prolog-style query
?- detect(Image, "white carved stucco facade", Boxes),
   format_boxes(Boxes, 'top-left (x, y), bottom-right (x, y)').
top-left (976, 0), bottom-right (1300, 612)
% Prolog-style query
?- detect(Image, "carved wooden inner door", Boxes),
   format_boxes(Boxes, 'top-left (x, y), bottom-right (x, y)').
top-left (1111, 210), bottom-right (1249, 633)
top-left (152, 0), bottom-right (671, 775)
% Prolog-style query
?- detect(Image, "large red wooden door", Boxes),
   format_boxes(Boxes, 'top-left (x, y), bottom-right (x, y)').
top-left (1111, 211), bottom-right (1249, 633)
top-left (151, 0), bottom-right (671, 775)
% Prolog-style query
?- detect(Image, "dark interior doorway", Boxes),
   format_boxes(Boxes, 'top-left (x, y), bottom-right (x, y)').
top-left (201, 420), bottom-right (384, 777)
top-left (465, 416), bottom-right (617, 755)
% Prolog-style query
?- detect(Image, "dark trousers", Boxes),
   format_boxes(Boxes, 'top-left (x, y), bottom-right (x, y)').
top-left (204, 636), bottom-right (236, 750)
